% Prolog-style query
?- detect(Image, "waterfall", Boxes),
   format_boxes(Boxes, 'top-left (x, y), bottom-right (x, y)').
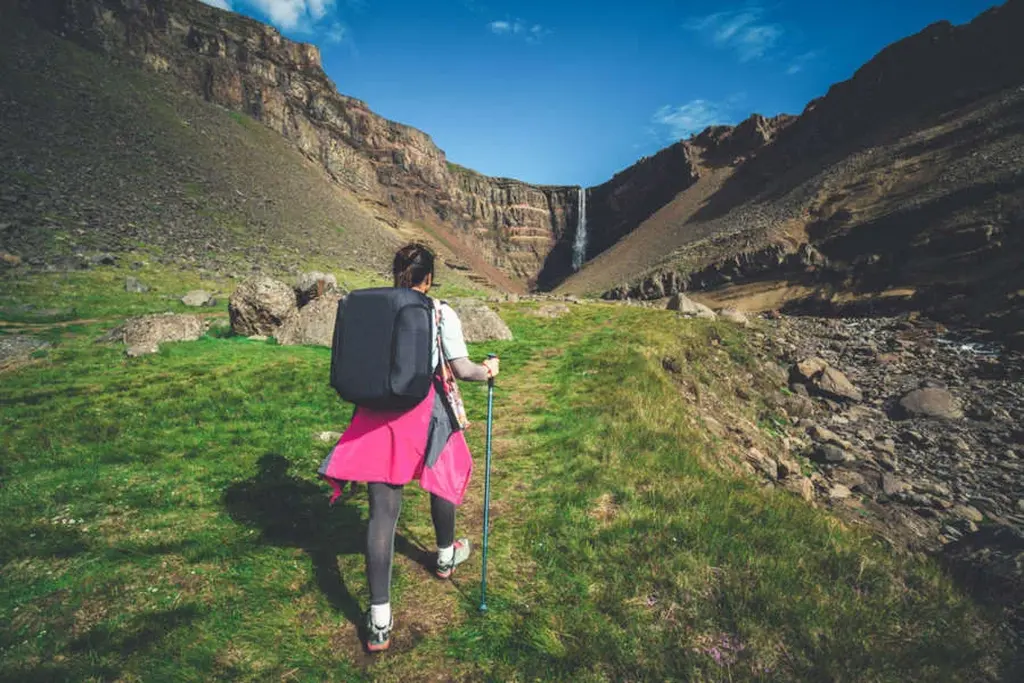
top-left (572, 186), bottom-right (587, 271)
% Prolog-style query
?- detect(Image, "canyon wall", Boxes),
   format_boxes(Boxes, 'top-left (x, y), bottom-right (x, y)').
top-left (17, 0), bottom-right (577, 289)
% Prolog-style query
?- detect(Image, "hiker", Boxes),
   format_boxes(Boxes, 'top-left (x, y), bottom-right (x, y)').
top-left (318, 243), bottom-right (500, 653)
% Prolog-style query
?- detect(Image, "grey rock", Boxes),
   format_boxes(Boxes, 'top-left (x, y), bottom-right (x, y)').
top-left (793, 357), bottom-right (828, 382)
top-left (229, 276), bottom-right (298, 337)
top-left (125, 276), bottom-right (149, 293)
top-left (295, 271), bottom-right (340, 306)
top-left (719, 308), bottom-right (749, 326)
top-left (897, 388), bottom-right (964, 420)
top-left (874, 438), bottom-right (897, 456)
top-left (881, 473), bottom-right (907, 496)
top-left (532, 303), bottom-right (572, 319)
top-left (276, 293), bottom-right (344, 347)
top-left (952, 505), bottom-right (984, 523)
top-left (88, 252), bottom-right (117, 266)
top-left (811, 443), bottom-right (854, 464)
top-left (181, 290), bottom-right (215, 307)
top-left (783, 476), bottom-right (815, 502)
top-left (123, 313), bottom-right (207, 354)
top-left (776, 455), bottom-right (803, 479)
top-left (448, 300), bottom-right (514, 342)
top-left (807, 424), bottom-right (853, 450)
top-left (125, 343), bottom-right (160, 358)
top-left (667, 294), bottom-right (717, 319)
top-left (746, 447), bottom-right (778, 480)
top-left (316, 431), bottom-right (342, 444)
top-left (812, 366), bottom-right (863, 402)
top-left (833, 470), bottom-right (867, 492)
top-left (0, 335), bottom-right (51, 368)
top-left (829, 484), bottom-right (853, 500)
top-left (780, 394), bottom-right (815, 418)
top-left (914, 481), bottom-right (952, 498)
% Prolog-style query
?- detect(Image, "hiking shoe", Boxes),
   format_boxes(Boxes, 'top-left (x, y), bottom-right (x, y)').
top-left (365, 612), bottom-right (393, 653)
top-left (436, 538), bottom-right (471, 579)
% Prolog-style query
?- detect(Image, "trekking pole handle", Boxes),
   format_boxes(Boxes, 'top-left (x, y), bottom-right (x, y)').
top-left (486, 354), bottom-right (498, 386)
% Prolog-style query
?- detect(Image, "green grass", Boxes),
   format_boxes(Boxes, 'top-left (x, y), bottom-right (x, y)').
top-left (0, 264), bottom-right (227, 324)
top-left (0, 295), bottom-right (1012, 681)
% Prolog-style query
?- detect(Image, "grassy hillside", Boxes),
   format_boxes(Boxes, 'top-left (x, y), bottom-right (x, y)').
top-left (0, 273), bottom-right (1015, 681)
top-left (0, 9), bottom-right (485, 294)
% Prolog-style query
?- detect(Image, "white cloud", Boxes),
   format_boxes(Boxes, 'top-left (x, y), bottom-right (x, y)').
top-left (686, 7), bottom-right (782, 62)
top-left (488, 18), bottom-right (550, 42)
top-left (786, 50), bottom-right (819, 75)
top-left (241, 0), bottom-right (335, 31)
top-left (653, 99), bottom-right (734, 141)
top-left (325, 21), bottom-right (348, 44)
top-left (200, 0), bottom-right (232, 10)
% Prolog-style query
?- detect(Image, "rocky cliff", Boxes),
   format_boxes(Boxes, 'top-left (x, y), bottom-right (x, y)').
top-left (17, 0), bottom-right (576, 290)
top-left (559, 0), bottom-right (1024, 341)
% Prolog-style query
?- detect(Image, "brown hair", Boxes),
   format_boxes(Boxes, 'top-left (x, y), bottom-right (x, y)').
top-left (392, 243), bottom-right (435, 288)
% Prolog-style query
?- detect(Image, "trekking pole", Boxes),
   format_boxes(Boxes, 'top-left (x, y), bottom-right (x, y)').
top-left (479, 354), bottom-right (497, 613)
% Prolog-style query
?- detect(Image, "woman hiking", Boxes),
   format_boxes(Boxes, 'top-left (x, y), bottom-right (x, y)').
top-left (318, 243), bottom-right (500, 652)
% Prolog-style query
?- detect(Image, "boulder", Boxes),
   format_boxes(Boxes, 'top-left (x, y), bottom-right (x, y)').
top-left (829, 484), bottom-right (853, 501)
top-left (122, 313), bottom-right (207, 356)
top-left (880, 473), bottom-right (907, 496)
top-left (811, 443), bottom-right (855, 464)
top-left (812, 366), bottom-right (863, 402)
top-left (779, 394), bottom-right (815, 418)
top-left (793, 357), bottom-right (828, 382)
top-left (783, 476), bottom-right (815, 502)
top-left (276, 293), bottom-right (344, 347)
top-left (667, 294), bottom-right (717, 320)
top-left (952, 505), bottom-right (984, 523)
top-left (181, 290), bottom-right (215, 307)
top-left (448, 300), bottom-right (513, 343)
top-left (896, 388), bottom-right (964, 420)
top-left (719, 308), bottom-right (749, 326)
top-left (125, 276), bottom-right (149, 293)
top-left (532, 303), bottom-right (572, 319)
top-left (807, 424), bottom-right (853, 450)
top-left (87, 253), bottom-right (117, 267)
top-left (229, 276), bottom-right (298, 337)
top-left (776, 455), bottom-right (803, 479)
top-left (0, 335), bottom-right (51, 369)
top-left (295, 271), bottom-right (340, 306)
top-left (746, 447), bottom-right (778, 480)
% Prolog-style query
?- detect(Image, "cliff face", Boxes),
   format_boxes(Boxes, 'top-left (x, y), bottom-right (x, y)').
top-left (18, 0), bottom-right (574, 290)
top-left (559, 0), bottom-right (1024, 341)
top-left (535, 113), bottom-right (791, 289)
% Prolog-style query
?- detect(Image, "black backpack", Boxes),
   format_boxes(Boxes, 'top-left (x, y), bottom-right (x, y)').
top-left (329, 287), bottom-right (435, 410)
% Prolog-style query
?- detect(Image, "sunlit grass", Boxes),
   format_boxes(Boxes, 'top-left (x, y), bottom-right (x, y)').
top-left (0, 295), bottom-right (1012, 681)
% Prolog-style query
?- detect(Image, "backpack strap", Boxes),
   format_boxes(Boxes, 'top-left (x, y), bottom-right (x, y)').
top-left (432, 299), bottom-right (445, 374)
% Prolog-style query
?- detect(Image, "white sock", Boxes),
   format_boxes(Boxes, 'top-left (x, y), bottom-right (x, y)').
top-left (438, 544), bottom-right (454, 564)
top-left (370, 602), bottom-right (391, 627)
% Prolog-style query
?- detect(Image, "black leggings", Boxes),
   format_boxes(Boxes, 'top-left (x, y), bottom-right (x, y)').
top-left (366, 482), bottom-right (456, 605)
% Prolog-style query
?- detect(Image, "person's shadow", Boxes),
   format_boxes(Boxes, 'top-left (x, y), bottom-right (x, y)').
top-left (223, 453), bottom-right (367, 628)
top-left (222, 453), bottom-right (440, 636)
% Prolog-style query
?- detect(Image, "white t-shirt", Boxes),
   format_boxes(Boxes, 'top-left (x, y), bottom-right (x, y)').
top-left (432, 301), bottom-right (469, 370)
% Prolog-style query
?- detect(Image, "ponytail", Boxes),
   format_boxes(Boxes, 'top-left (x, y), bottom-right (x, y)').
top-left (392, 243), bottom-right (435, 288)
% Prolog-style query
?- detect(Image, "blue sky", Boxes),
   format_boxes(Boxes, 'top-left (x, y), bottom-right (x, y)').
top-left (200, 0), bottom-right (1001, 187)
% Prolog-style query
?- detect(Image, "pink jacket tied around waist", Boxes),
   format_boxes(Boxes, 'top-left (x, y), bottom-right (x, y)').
top-left (319, 385), bottom-right (473, 505)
